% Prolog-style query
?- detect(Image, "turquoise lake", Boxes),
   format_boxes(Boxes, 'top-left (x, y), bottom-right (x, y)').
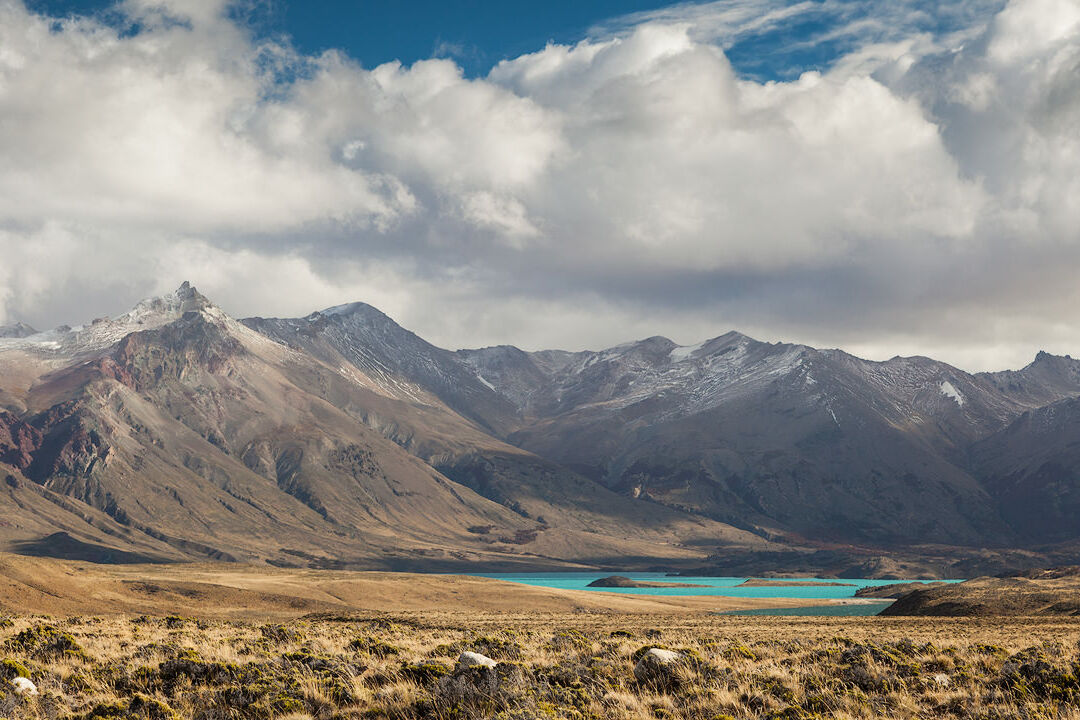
top-left (474, 573), bottom-right (962, 615)
top-left (475, 573), bottom-right (941, 599)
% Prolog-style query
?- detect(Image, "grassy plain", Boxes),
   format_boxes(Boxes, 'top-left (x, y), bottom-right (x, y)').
top-left (1, 555), bottom-right (1079, 719)
top-left (3, 612), bottom-right (1080, 719)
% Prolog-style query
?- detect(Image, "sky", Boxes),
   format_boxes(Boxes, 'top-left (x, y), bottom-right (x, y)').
top-left (25, 0), bottom-right (674, 77)
top-left (1, 0), bottom-right (1079, 371)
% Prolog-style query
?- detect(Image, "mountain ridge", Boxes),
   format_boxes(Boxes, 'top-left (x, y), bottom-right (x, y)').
top-left (2, 283), bottom-right (1079, 573)
top-left (242, 293), bottom-right (1080, 550)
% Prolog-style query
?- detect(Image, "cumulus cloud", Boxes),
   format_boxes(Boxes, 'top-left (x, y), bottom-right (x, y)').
top-left (0, 0), bottom-right (1078, 371)
top-left (0, 3), bottom-right (405, 233)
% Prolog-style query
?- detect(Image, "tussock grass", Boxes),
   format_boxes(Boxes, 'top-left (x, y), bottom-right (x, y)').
top-left (0, 612), bottom-right (1077, 719)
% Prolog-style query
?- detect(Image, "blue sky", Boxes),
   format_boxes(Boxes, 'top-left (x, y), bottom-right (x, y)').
top-left (26, 0), bottom-right (1005, 80)
top-left (28, 0), bottom-right (695, 76)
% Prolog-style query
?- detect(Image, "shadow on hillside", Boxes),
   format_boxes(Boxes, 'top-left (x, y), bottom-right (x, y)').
top-left (12, 532), bottom-right (167, 564)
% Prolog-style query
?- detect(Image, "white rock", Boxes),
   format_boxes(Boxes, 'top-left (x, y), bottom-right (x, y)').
top-left (633, 647), bottom-right (682, 683)
top-left (456, 651), bottom-right (497, 670)
top-left (641, 648), bottom-right (680, 664)
top-left (11, 676), bottom-right (38, 696)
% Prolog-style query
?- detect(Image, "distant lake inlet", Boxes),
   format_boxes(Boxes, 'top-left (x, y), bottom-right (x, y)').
top-left (473, 572), bottom-right (962, 616)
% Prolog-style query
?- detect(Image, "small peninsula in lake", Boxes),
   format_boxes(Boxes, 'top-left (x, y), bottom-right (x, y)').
top-left (586, 575), bottom-right (711, 588)
top-left (737, 579), bottom-right (857, 588)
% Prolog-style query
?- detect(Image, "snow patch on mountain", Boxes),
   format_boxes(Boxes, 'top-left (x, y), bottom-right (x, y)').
top-left (670, 341), bottom-right (705, 362)
top-left (940, 380), bottom-right (965, 406)
top-left (320, 302), bottom-right (370, 317)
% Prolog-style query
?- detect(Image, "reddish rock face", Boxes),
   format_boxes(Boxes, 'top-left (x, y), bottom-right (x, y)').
top-left (100, 312), bottom-right (243, 392)
top-left (0, 410), bottom-right (42, 470)
top-left (0, 404), bottom-right (110, 483)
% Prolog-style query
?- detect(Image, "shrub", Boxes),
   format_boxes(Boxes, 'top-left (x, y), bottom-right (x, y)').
top-left (0, 659), bottom-right (30, 680)
top-left (401, 661), bottom-right (452, 685)
top-left (6, 624), bottom-right (88, 661)
top-left (349, 637), bottom-right (401, 658)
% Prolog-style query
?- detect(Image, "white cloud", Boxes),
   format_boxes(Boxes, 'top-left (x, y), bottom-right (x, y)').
top-left (491, 25), bottom-right (982, 271)
top-left (0, 4), bottom-right (404, 233)
top-left (1, 0), bottom-right (1079, 372)
top-left (305, 55), bottom-right (564, 192)
top-left (591, 0), bottom-right (823, 48)
top-left (120, 0), bottom-right (231, 26)
top-left (459, 192), bottom-right (540, 244)
top-left (987, 0), bottom-right (1080, 63)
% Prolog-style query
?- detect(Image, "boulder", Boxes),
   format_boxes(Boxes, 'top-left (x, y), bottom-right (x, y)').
top-left (12, 676), bottom-right (38, 696)
top-left (456, 651), bottom-right (497, 670)
top-left (633, 648), bottom-right (683, 688)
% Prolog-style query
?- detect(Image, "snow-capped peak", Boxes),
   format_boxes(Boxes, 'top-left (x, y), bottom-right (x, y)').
top-left (318, 301), bottom-right (380, 318)
top-left (0, 282), bottom-right (214, 357)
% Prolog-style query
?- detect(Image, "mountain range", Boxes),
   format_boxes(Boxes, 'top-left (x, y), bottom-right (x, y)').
top-left (1, 283), bottom-right (1078, 576)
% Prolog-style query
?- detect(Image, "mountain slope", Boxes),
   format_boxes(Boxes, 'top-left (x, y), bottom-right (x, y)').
top-left (978, 351), bottom-right (1080, 408)
top-left (460, 335), bottom-right (1033, 545)
top-left (243, 304), bottom-right (517, 434)
top-left (242, 301), bottom-right (1080, 550)
top-left (972, 397), bottom-right (1080, 544)
top-left (1, 297), bottom-right (527, 566)
top-left (240, 307), bottom-right (759, 553)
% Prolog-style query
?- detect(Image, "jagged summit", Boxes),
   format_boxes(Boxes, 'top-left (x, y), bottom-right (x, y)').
top-left (978, 349), bottom-right (1080, 408)
top-left (1030, 349), bottom-right (1077, 365)
top-left (0, 282), bottom-right (219, 357)
top-left (119, 281), bottom-right (213, 323)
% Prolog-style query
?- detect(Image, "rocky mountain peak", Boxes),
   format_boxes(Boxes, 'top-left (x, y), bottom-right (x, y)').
top-left (1016, 350), bottom-right (1080, 373)
top-left (0, 321), bottom-right (38, 339)
top-left (317, 301), bottom-right (379, 318)
top-left (600, 336), bottom-right (678, 365)
top-left (697, 330), bottom-right (757, 354)
top-left (128, 281), bottom-right (212, 318)
top-left (303, 301), bottom-right (407, 331)
top-left (299, 301), bottom-right (422, 344)
top-left (0, 283), bottom-right (221, 358)
top-left (977, 350), bottom-right (1080, 408)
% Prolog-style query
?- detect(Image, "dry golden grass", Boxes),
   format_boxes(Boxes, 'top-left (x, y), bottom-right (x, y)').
top-left (2, 611), bottom-right (1079, 719)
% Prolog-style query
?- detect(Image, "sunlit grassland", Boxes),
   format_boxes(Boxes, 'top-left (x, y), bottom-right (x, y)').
top-left (2, 612), bottom-right (1079, 719)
